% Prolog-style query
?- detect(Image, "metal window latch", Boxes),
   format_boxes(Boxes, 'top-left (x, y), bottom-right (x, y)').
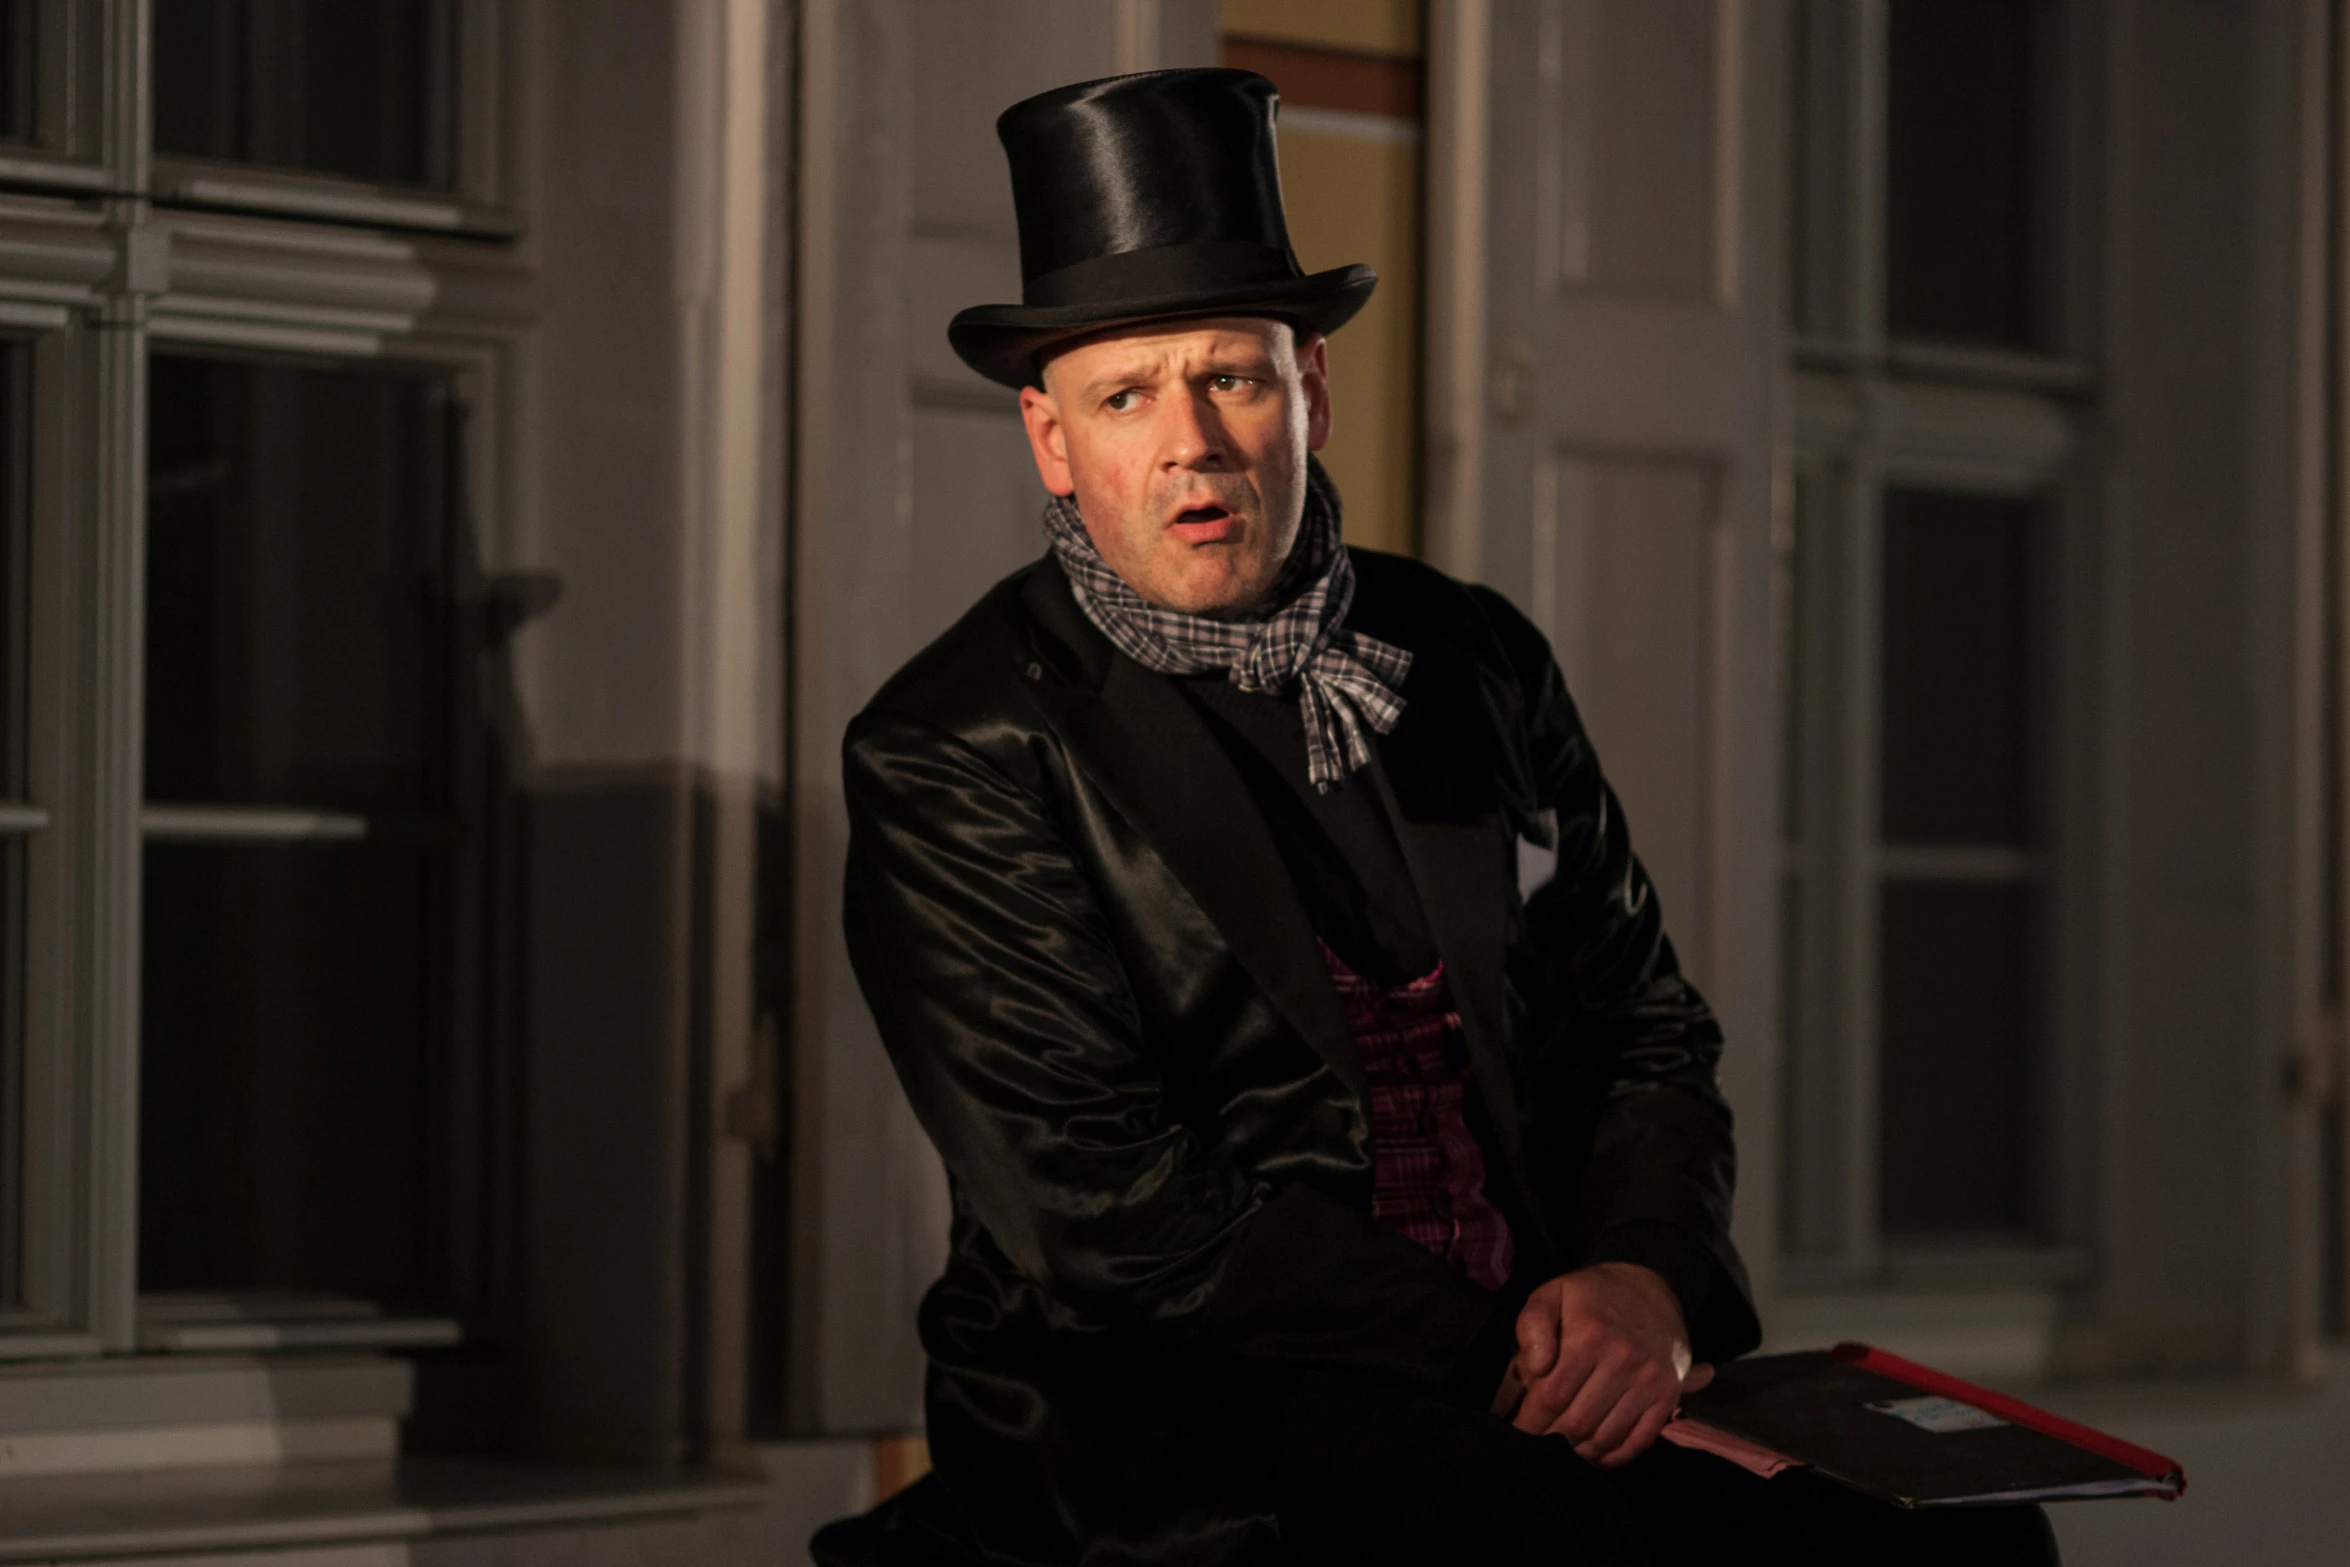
top-left (2282, 1012), bottom-right (2343, 1107)
top-left (1491, 341), bottom-right (1537, 424)
top-left (723, 1014), bottom-right (784, 1159)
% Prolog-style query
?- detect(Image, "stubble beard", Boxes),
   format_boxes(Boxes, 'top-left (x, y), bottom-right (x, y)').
top-left (1146, 458), bottom-right (1305, 620)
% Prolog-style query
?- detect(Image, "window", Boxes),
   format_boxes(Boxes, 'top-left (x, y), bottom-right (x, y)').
top-left (1781, 0), bottom-right (2087, 1288)
top-left (138, 353), bottom-right (486, 1347)
top-left (154, 0), bottom-right (459, 191)
top-left (1883, 0), bottom-right (2059, 349)
top-left (149, 0), bottom-right (508, 232)
top-left (0, 0), bottom-right (516, 1444)
top-left (0, 1), bottom-right (33, 143)
top-left (1876, 489), bottom-right (2048, 1240)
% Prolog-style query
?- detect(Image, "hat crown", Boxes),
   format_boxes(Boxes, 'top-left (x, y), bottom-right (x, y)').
top-left (997, 69), bottom-right (1297, 287)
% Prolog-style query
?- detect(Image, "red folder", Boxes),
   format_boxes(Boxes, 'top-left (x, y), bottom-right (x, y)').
top-left (1663, 1342), bottom-right (2188, 1508)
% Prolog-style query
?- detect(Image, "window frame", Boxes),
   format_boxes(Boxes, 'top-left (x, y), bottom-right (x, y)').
top-left (0, 0), bottom-right (112, 192)
top-left (0, 0), bottom-right (527, 1376)
top-left (1778, 0), bottom-right (2104, 1294)
top-left (1780, 377), bottom-right (2090, 1289)
top-left (0, 314), bottom-right (101, 1357)
top-left (128, 326), bottom-right (513, 1353)
top-left (148, 0), bottom-right (517, 236)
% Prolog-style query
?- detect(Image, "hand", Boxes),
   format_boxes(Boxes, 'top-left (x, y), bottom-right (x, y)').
top-left (1489, 1359), bottom-right (1526, 1420)
top-left (1508, 1263), bottom-right (1713, 1468)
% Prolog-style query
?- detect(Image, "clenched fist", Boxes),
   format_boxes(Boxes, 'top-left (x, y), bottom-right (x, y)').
top-left (1497, 1263), bottom-right (1713, 1468)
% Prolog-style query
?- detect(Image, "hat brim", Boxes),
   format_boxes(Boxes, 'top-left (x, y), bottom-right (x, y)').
top-left (947, 263), bottom-right (1377, 389)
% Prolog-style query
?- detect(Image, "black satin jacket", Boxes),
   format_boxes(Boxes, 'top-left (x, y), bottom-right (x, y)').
top-left (842, 550), bottom-right (1758, 1566)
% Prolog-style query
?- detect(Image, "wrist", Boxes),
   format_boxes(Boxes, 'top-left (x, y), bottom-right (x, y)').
top-left (1586, 1259), bottom-right (1677, 1313)
top-left (1584, 1221), bottom-right (1717, 1340)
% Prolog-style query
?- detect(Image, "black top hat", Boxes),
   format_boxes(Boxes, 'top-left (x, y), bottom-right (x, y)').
top-left (947, 69), bottom-right (1377, 389)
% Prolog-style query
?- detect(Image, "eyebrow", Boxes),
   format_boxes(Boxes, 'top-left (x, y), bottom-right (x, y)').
top-left (1075, 366), bottom-right (1156, 399)
top-left (1074, 353), bottom-right (1278, 401)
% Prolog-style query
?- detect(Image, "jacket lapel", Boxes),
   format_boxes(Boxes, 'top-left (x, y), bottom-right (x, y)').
top-left (1019, 566), bottom-right (1363, 1100)
top-left (1355, 598), bottom-right (1547, 1240)
top-left (1369, 748), bottom-right (1542, 1205)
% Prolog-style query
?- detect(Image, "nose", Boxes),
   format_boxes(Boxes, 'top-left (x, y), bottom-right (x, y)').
top-left (1158, 383), bottom-right (1227, 472)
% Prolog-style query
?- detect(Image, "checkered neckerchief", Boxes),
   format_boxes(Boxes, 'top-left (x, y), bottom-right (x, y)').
top-left (1042, 457), bottom-right (1412, 792)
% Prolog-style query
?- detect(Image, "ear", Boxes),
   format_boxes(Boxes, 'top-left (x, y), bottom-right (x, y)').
top-left (1019, 383), bottom-right (1076, 497)
top-left (1297, 332), bottom-right (1333, 452)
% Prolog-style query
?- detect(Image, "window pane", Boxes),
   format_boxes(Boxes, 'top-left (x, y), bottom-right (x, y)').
top-left (139, 842), bottom-right (447, 1300)
top-left (153, 0), bottom-right (456, 190)
top-left (1885, 0), bottom-right (2054, 348)
top-left (1781, 473), bottom-right (1821, 844)
top-left (1880, 488), bottom-right (2042, 846)
top-left (1878, 881), bottom-right (2042, 1238)
top-left (0, 0), bottom-right (32, 143)
top-left (1786, 0), bottom-right (1853, 336)
top-left (141, 351), bottom-right (469, 1309)
top-left (1776, 870), bottom-right (1818, 1255)
top-left (146, 354), bottom-right (453, 813)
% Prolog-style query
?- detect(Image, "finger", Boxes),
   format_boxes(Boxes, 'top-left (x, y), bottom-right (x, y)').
top-left (1550, 1352), bottom-right (1634, 1445)
top-left (1520, 1334), bottom-right (1604, 1435)
top-left (1565, 1359), bottom-right (1671, 1460)
top-left (1568, 1391), bottom-right (1640, 1464)
top-left (1577, 1374), bottom-right (1662, 1461)
top-left (1595, 1399), bottom-right (1678, 1470)
top-left (1513, 1338), bottom-right (1597, 1436)
top-left (1489, 1363), bottom-right (1526, 1420)
top-left (1515, 1297), bottom-right (1561, 1380)
top-left (1680, 1362), bottom-right (1715, 1393)
top-left (1512, 1373), bottom-right (1571, 1435)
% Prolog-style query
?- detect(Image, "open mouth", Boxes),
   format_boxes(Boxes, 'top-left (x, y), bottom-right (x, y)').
top-left (1167, 504), bottom-right (1237, 544)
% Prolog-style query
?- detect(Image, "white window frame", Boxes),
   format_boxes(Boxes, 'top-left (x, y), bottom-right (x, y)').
top-left (0, 309), bottom-right (102, 1358)
top-left (0, 0), bottom-right (114, 191)
top-left (0, 0), bottom-right (527, 1386)
top-left (146, 0), bottom-right (518, 235)
top-left (1777, 0), bottom-right (2103, 1300)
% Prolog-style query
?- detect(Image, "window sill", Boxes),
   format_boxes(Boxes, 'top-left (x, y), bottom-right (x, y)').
top-left (0, 1456), bottom-right (769, 1563)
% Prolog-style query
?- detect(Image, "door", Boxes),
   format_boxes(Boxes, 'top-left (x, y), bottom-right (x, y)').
top-left (1426, 0), bottom-right (1786, 1287)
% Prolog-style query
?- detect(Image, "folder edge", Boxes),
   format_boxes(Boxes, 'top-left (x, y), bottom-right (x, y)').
top-left (1828, 1341), bottom-right (2188, 1500)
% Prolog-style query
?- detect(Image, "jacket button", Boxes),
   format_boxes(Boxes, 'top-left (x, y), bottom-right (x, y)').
top-left (1025, 661), bottom-right (1043, 680)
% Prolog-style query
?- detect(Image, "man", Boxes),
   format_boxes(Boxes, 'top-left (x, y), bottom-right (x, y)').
top-left (816, 70), bottom-right (2057, 1566)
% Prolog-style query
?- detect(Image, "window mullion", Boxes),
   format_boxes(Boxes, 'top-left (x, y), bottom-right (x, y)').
top-left (1837, 456), bottom-right (1885, 1277)
top-left (103, 0), bottom-right (149, 191)
top-left (78, 224), bottom-right (150, 1351)
top-left (1849, 0), bottom-right (1889, 362)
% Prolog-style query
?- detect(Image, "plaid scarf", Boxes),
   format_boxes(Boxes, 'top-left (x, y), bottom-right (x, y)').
top-left (1043, 457), bottom-right (1412, 791)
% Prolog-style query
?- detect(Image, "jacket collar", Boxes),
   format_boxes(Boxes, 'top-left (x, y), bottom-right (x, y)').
top-left (1019, 559), bottom-right (1362, 1096)
top-left (1015, 557), bottom-right (1526, 1188)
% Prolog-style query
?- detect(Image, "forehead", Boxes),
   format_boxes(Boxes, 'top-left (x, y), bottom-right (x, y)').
top-left (1042, 316), bottom-right (1294, 388)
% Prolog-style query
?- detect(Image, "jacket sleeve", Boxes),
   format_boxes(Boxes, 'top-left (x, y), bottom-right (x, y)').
top-left (1469, 586), bottom-right (1762, 1361)
top-left (842, 706), bottom-right (1517, 1399)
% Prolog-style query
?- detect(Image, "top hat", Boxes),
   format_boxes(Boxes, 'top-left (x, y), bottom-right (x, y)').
top-left (947, 68), bottom-right (1377, 390)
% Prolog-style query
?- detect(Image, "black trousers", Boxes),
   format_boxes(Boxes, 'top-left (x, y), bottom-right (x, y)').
top-left (1276, 1370), bottom-right (2062, 1567)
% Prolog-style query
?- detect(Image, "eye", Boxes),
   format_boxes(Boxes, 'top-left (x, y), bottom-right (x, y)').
top-left (1209, 374), bottom-right (1253, 394)
top-left (1103, 388), bottom-right (1142, 412)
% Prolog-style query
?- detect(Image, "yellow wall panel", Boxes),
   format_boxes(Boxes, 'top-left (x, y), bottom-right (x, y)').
top-left (1276, 128), bottom-right (1420, 556)
top-left (1221, 0), bottom-right (1424, 58)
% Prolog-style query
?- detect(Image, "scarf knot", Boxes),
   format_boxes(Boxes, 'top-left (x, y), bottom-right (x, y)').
top-left (1042, 458), bottom-right (1411, 791)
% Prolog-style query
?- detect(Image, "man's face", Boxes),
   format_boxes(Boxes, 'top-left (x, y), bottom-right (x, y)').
top-left (1018, 317), bottom-right (1332, 617)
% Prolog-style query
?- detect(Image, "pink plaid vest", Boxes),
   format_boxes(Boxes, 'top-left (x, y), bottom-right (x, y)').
top-left (1322, 944), bottom-right (1516, 1291)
